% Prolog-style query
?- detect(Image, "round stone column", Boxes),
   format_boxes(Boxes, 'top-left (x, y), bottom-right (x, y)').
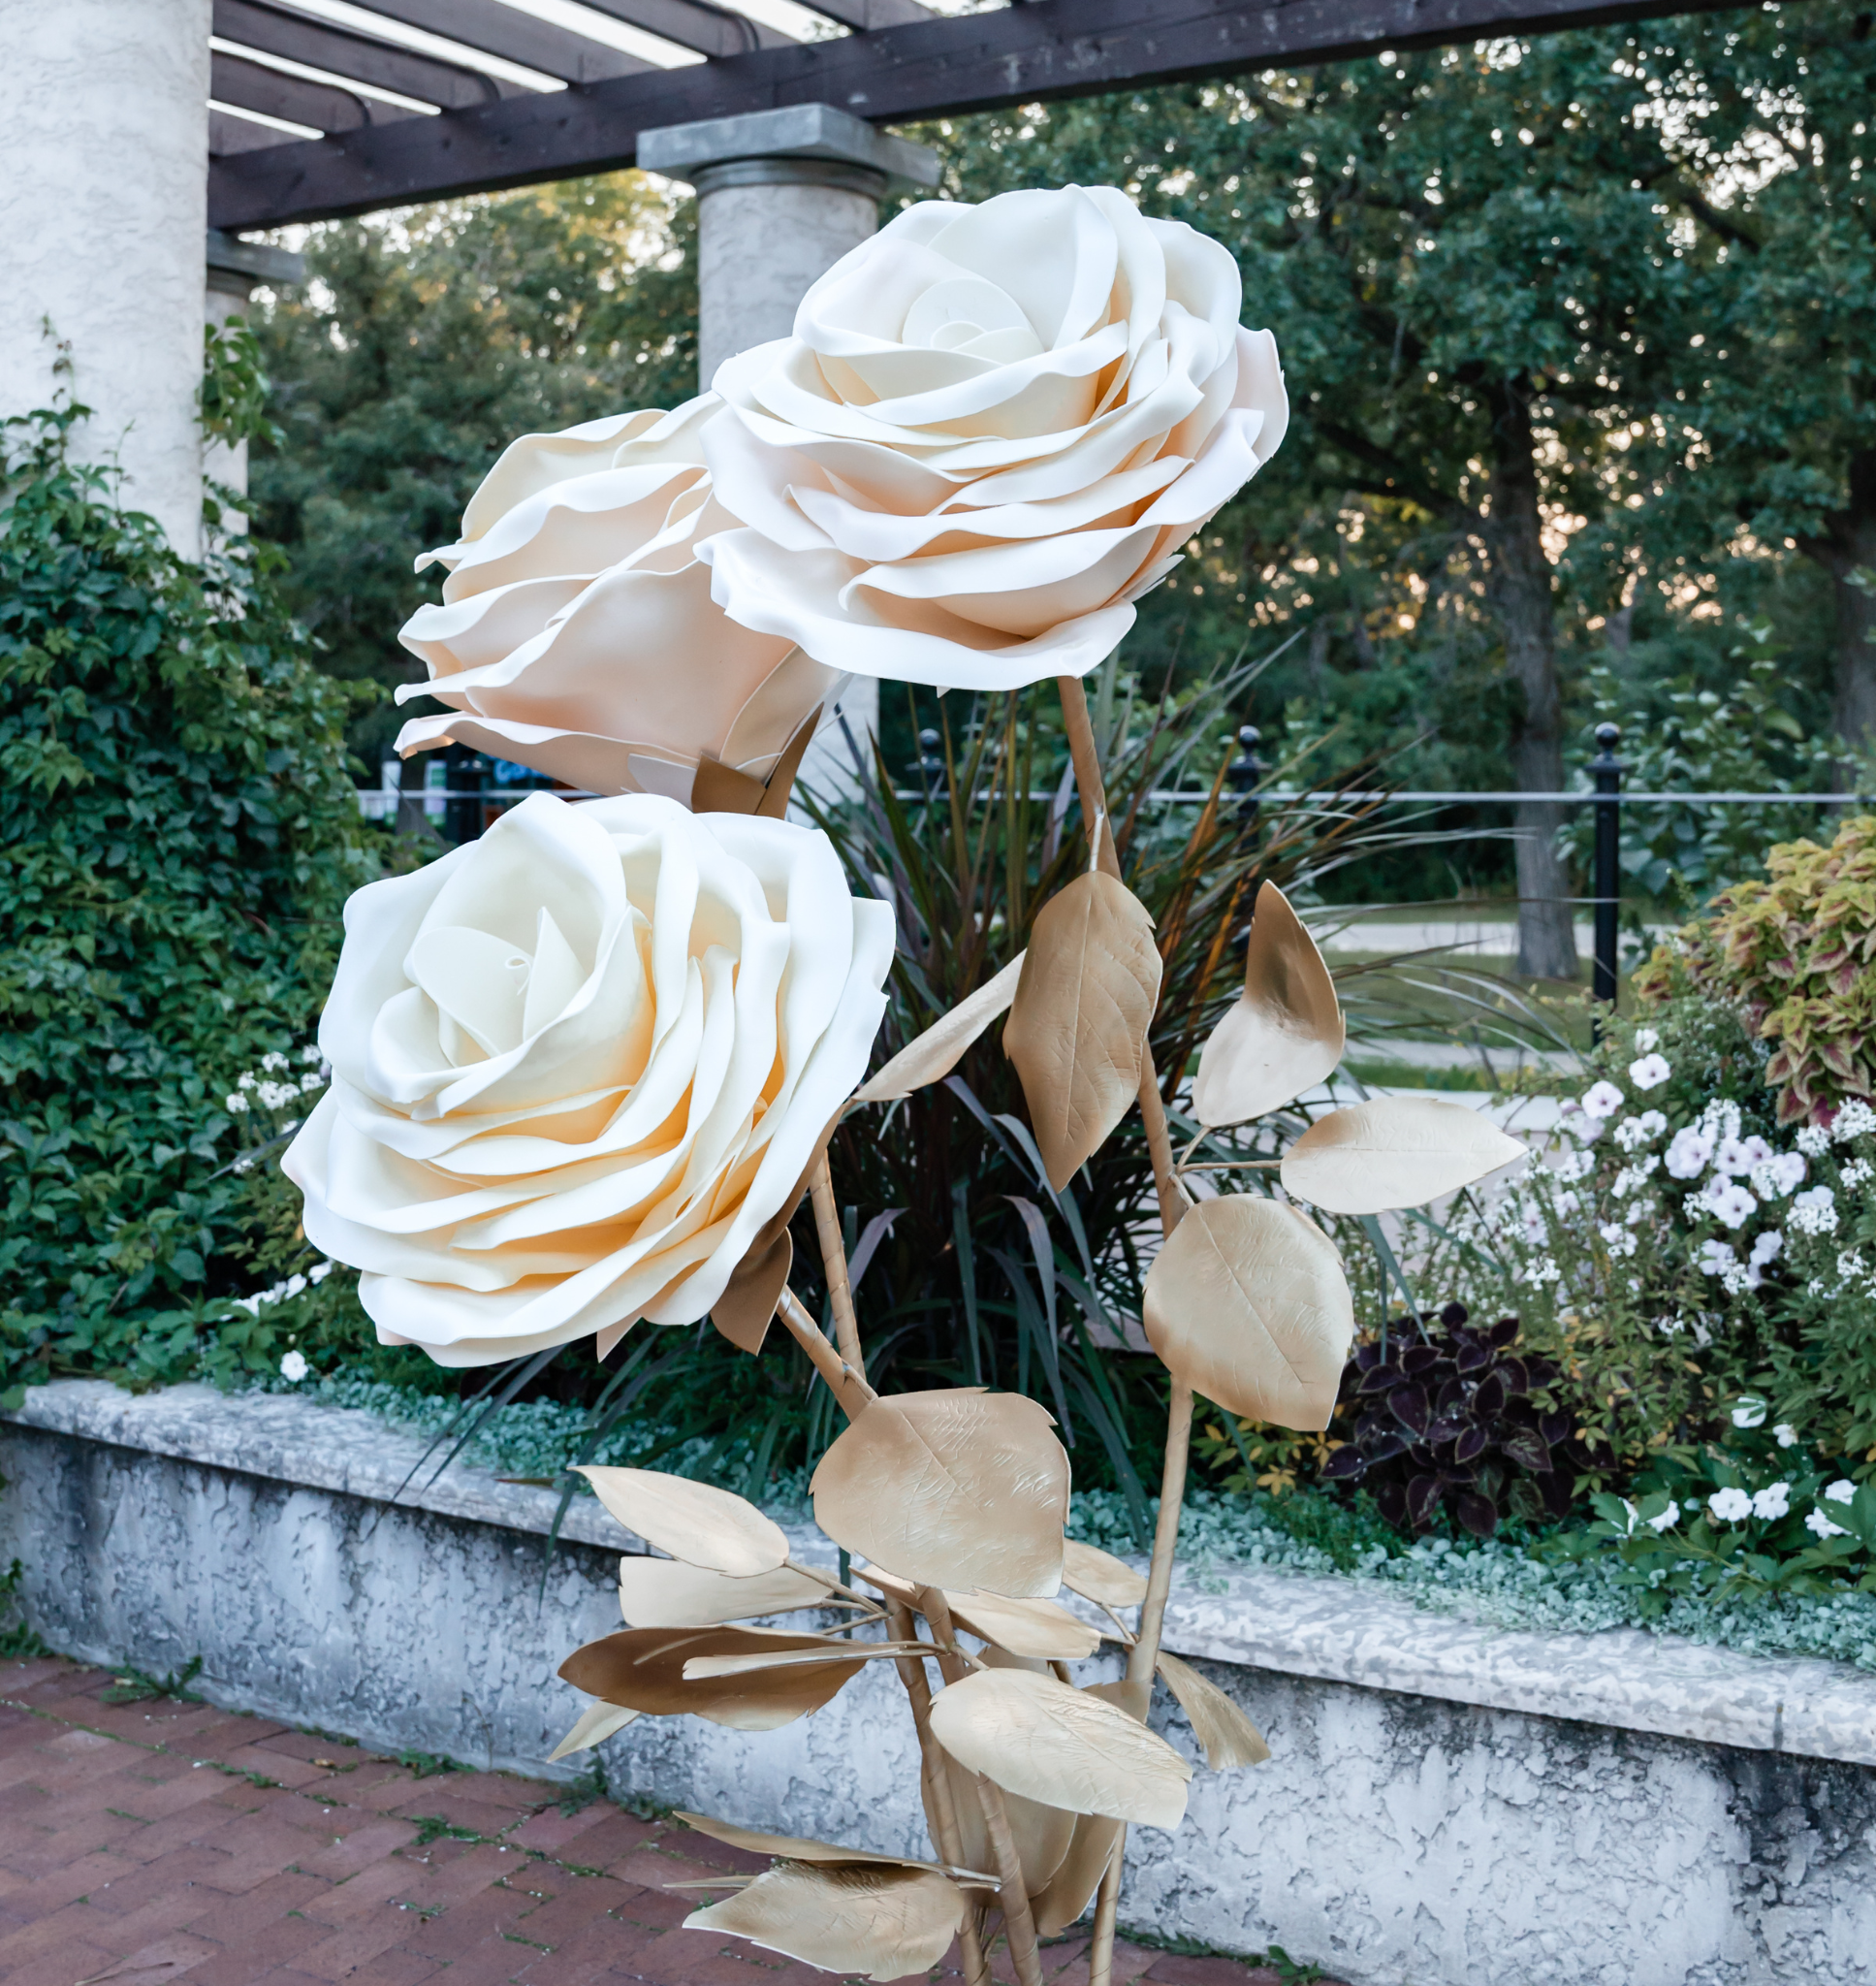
top-left (0, 0), bottom-right (211, 557)
top-left (640, 106), bottom-right (940, 807)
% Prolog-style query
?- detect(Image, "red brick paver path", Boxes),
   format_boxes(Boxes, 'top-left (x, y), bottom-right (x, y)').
top-left (0, 1657), bottom-right (1339, 1986)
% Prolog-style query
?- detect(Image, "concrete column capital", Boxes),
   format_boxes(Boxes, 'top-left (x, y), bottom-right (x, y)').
top-left (638, 101), bottom-right (939, 195)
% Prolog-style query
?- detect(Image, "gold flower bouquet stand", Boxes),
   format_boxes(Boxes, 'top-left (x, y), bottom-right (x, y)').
top-left (285, 185), bottom-right (1522, 1986)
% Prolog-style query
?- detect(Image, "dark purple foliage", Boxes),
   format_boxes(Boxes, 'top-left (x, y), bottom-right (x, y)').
top-left (1320, 1304), bottom-right (1587, 1537)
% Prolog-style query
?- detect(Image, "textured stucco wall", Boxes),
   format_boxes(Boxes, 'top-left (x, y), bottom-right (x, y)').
top-left (0, 0), bottom-right (210, 556)
top-left (4, 1386), bottom-right (1875, 1986)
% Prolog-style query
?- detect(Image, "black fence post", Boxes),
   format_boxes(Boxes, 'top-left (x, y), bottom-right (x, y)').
top-left (1590, 722), bottom-right (1623, 1016)
top-left (913, 726), bottom-right (944, 804)
top-left (445, 744), bottom-right (483, 845)
top-left (1227, 723), bottom-right (1264, 825)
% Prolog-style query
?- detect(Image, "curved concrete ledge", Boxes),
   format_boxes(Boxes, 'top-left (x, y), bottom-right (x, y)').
top-left (5, 1378), bottom-right (1875, 1986)
top-left (12, 1379), bottom-right (1874, 1765)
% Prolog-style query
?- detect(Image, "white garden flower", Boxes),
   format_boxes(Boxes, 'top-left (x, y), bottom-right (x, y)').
top-left (1715, 1135), bottom-right (1773, 1177)
top-left (1749, 1152), bottom-right (1806, 1200)
top-left (1774, 1423), bottom-right (1797, 1447)
top-left (1707, 1487), bottom-right (1753, 1522)
top-left (1628, 1053), bottom-right (1671, 1090)
top-left (1791, 1186), bottom-right (1840, 1235)
top-left (1613, 1109), bottom-right (1669, 1152)
top-left (1806, 1508), bottom-right (1848, 1539)
top-left (1633, 1028), bottom-right (1660, 1053)
top-left (699, 187), bottom-right (1288, 689)
top-left (1751, 1482), bottom-right (1792, 1522)
top-left (1840, 1158), bottom-right (1872, 1189)
top-left (1698, 1238), bottom-right (1736, 1276)
top-left (1830, 1100), bottom-right (1876, 1141)
top-left (1580, 1080), bottom-right (1625, 1121)
top-left (302, 1045), bottom-right (324, 1065)
top-left (1520, 1256), bottom-right (1562, 1288)
top-left (285, 792), bottom-right (895, 1366)
top-left (1797, 1124), bottom-right (1831, 1158)
top-left (1701, 1180), bottom-right (1758, 1230)
top-left (299, 1072), bottom-right (325, 1094)
top-left (1731, 1397), bottom-right (1768, 1429)
top-left (1824, 1479), bottom-right (1857, 1505)
top-left (279, 1350), bottom-right (309, 1383)
top-left (226, 1093), bottom-right (249, 1113)
top-left (1750, 1231), bottom-right (1784, 1270)
top-left (261, 1051), bottom-right (291, 1073)
top-left (1646, 1500), bottom-right (1679, 1533)
top-left (1666, 1127), bottom-right (1714, 1179)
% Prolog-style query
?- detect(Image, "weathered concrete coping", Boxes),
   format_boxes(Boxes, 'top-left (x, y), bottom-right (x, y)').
top-left (14, 1378), bottom-right (1876, 1769)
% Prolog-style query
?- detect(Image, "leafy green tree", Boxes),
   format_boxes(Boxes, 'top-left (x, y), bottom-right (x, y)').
top-left (1648, 2), bottom-right (1876, 764)
top-left (251, 172), bottom-right (697, 767)
top-left (930, 33), bottom-right (1710, 975)
top-left (0, 405), bottom-right (372, 1393)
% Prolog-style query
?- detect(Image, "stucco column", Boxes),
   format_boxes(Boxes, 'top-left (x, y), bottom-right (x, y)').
top-left (0, 0), bottom-right (211, 558)
top-left (640, 106), bottom-right (939, 806)
top-left (205, 230), bottom-right (305, 516)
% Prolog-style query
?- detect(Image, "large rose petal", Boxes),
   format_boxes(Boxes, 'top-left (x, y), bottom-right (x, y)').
top-left (394, 393), bottom-right (841, 805)
top-left (697, 185), bottom-right (1288, 689)
top-left (285, 793), bottom-right (894, 1366)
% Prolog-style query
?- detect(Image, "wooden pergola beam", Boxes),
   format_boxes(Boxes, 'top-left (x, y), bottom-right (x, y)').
top-left (209, 0), bottom-right (1756, 229)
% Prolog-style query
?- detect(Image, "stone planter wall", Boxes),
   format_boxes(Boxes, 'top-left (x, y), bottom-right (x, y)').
top-left (4, 1380), bottom-right (1874, 1986)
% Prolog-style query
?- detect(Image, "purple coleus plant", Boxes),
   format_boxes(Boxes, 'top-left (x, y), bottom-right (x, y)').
top-left (1320, 1304), bottom-right (1588, 1537)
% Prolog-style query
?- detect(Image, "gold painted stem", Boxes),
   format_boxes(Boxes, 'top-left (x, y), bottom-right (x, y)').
top-left (1056, 674), bottom-right (1189, 1239)
top-left (776, 1288), bottom-right (874, 1413)
top-left (1057, 673), bottom-right (1198, 1971)
top-left (887, 1598), bottom-right (992, 1986)
top-left (1088, 1838), bottom-right (1125, 1986)
top-left (921, 1589), bottom-right (1044, 1986)
top-left (810, 1153), bottom-right (864, 1370)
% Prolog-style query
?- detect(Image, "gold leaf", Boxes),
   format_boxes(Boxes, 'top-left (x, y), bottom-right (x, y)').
top-left (709, 1106), bottom-right (839, 1356)
top-left (618, 1558), bottom-right (834, 1630)
top-left (547, 1699), bottom-right (639, 1761)
top-left (575, 1466), bottom-right (788, 1576)
top-left (1280, 1096), bottom-right (1527, 1213)
top-left (1142, 1197), bottom-right (1352, 1430)
top-left (855, 954), bottom-right (1027, 1105)
top-left (690, 704), bottom-right (821, 819)
top-left (1003, 872), bottom-right (1162, 1191)
top-left (927, 1669), bottom-right (1191, 1830)
top-left (812, 1389), bottom-right (1068, 1599)
top-left (1061, 1539), bottom-right (1147, 1611)
top-left (922, 1752), bottom-right (1073, 1900)
top-left (684, 1861), bottom-right (966, 1982)
top-left (940, 1590), bottom-right (1100, 1662)
top-left (1031, 1816), bottom-right (1122, 1938)
top-left (677, 1811), bottom-right (995, 1884)
top-left (1192, 882), bottom-right (1344, 1127)
top-left (1156, 1652), bottom-right (1268, 1770)
top-left (558, 1625), bottom-right (864, 1731)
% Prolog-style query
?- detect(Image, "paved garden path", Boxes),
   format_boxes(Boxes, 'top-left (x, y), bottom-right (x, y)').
top-left (0, 1657), bottom-right (1336, 1986)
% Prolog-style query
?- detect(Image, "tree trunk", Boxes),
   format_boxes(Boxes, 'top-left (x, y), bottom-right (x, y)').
top-left (1808, 449), bottom-right (1876, 786)
top-left (1483, 378), bottom-right (1578, 981)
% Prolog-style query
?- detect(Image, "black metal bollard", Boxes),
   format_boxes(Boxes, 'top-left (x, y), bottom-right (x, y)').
top-left (1589, 722), bottom-right (1623, 1012)
top-left (1227, 723), bottom-right (1264, 825)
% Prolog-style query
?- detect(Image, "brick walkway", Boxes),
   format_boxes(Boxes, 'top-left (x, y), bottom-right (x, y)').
top-left (0, 1657), bottom-right (1335, 1986)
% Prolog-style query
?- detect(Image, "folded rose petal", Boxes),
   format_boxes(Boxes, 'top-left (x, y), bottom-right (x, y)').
top-left (698, 186), bottom-right (1288, 689)
top-left (284, 792), bottom-right (894, 1365)
top-left (394, 394), bottom-right (844, 804)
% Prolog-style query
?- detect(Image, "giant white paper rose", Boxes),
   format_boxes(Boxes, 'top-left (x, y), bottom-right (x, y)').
top-left (395, 395), bottom-right (843, 805)
top-left (283, 792), bottom-right (894, 1365)
top-left (696, 186), bottom-right (1288, 689)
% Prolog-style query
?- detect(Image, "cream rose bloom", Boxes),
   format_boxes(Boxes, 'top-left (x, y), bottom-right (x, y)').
top-left (395, 395), bottom-right (843, 804)
top-left (283, 792), bottom-right (894, 1365)
top-left (696, 185), bottom-right (1288, 689)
